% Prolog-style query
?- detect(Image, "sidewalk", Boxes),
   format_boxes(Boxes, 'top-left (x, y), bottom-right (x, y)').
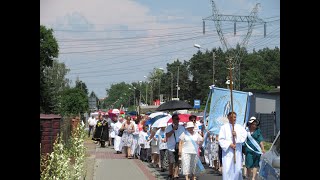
top-left (83, 139), bottom-right (225, 180)
top-left (83, 140), bottom-right (156, 180)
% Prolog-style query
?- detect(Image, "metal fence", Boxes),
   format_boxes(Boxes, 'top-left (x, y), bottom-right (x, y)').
top-left (255, 112), bottom-right (278, 143)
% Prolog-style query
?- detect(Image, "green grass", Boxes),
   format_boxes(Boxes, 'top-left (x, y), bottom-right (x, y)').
top-left (264, 142), bottom-right (272, 151)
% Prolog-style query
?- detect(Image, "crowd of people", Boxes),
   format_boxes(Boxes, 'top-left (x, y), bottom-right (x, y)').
top-left (87, 111), bottom-right (265, 180)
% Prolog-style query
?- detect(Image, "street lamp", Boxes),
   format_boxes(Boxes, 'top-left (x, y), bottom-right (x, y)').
top-left (138, 81), bottom-right (142, 106)
top-left (143, 76), bottom-right (148, 105)
top-left (158, 68), bottom-right (173, 101)
top-left (129, 87), bottom-right (136, 108)
top-left (158, 68), bottom-right (164, 102)
top-left (169, 71), bottom-right (173, 100)
top-left (194, 43), bottom-right (215, 85)
top-left (177, 66), bottom-right (180, 99)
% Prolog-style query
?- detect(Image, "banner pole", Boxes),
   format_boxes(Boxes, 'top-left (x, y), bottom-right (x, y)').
top-left (227, 57), bottom-right (236, 164)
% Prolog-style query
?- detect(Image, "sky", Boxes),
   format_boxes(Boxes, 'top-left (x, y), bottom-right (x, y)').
top-left (40, 0), bottom-right (280, 98)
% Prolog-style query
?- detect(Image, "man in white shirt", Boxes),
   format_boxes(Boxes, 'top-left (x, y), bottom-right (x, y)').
top-left (87, 115), bottom-right (96, 138)
top-left (219, 112), bottom-right (247, 180)
top-left (165, 114), bottom-right (185, 180)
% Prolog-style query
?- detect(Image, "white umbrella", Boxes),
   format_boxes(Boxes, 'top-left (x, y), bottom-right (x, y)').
top-left (148, 112), bottom-right (168, 118)
top-left (167, 122), bottom-right (184, 126)
top-left (112, 109), bottom-right (120, 114)
top-left (151, 115), bottom-right (172, 128)
top-left (90, 112), bottom-right (99, 117)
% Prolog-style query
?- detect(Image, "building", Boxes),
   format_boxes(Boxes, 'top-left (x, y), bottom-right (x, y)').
top-left (246, 86), bottom-right (280, 142)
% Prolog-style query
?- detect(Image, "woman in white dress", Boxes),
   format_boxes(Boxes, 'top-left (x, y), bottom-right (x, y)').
top-left (179, 122), bottom-right (204, 180)
top-left (211, 134), bottom-right (220, 172)
top-left (130, 120), bottom-right (140, 159)
top-left (113, 116), bottom-right (123, 154)
top-left (150, 126), bottom-right (160, 167)
top-left (120, 116), bottom-right (135, 158)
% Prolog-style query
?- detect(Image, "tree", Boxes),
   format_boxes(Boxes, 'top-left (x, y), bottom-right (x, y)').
top-left (40, 25), bottom-right (59, 113)
top-left (75, 80), bottom-right (89, 96)
top-left (59, 88), bottom-right (89, 115)
top-left (99, 46), bottom-right (279, 108)
top-left (241, 47), bottom-right (280, 91)
top-left (188, 48), bottom-right (226, 104)
top-left (44, 60), bottom-right (71, 113)
top-left (105, 82), bottom-right (132, 109)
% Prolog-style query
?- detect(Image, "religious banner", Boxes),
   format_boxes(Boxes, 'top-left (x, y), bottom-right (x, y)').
top-left (206, 86), bottom-right (251, 135)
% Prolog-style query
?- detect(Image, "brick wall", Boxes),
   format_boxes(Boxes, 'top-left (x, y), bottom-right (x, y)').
top-left (40, 114), bottom-right (62, 155)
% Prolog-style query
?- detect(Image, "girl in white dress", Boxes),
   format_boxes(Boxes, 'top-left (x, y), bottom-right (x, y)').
top-left (156, 122), bottom-right (168, 171)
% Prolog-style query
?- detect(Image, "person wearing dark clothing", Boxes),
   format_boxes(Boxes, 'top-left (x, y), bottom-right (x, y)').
top-left (92, 116), bottom-right (109, 147)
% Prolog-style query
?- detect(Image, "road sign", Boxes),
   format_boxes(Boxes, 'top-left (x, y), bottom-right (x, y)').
top-left (89, 97), bottom-right (97, 109)
top-left (194, 100), bottom-right (200, 109)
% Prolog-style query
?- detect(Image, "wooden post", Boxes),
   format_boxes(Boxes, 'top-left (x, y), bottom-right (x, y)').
top-left (228, 57), bottom-right (236, 164)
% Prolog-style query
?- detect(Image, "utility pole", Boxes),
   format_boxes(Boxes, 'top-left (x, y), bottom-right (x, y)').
top-left (139, 81), bottom-right (142, 106)
top-left (170, 72), bottom-right (173, 100)
top-left (146, 83), bottom-right (148, 105)
top-left (202, 0), bottom-right (266, 90)
top-left (134, 90), bottom-right (136, 108)
top-left (144, 76), bottom-right (148, 105)
top-left (150, 81), bottom-right (153, 105)
top-left (212, 52), bottom-right (215, 85)
top-left (176, 66), bottom-right (179, 99)
top-left (195, 44), bottom-right (216, 85)
top-left (158, 78), bottom-right (161, 101)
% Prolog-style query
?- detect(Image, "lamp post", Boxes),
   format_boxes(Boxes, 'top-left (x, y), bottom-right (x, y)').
top-left (176, 66), bottom-right (180, 99)
top-left (158, 67), bottom-right (174, 100)
top-left (169, 72), bottom-right (173, 100)
top-left (139, 81), bottom-right (142, 106)
top-left (158, 68), bottom-right (164, 102)
top-left (143, 76), bottom-right (148, 105)
top-left (129, 87), bottom-right (136, 108)
top-left (194, 44), bottom-right (215, 85)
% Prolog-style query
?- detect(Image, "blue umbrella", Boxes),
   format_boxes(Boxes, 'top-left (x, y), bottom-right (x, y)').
top-left (128, 111), bottom-right (138, 115)
top-left (145, 114), bottom-right (168, 125)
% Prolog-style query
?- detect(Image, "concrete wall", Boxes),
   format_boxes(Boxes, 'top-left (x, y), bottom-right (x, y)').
top-left (249, 92), bottom-right (280, 131)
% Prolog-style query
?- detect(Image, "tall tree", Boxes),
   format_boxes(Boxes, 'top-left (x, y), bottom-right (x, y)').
top-left (241, 47), bottom-right (280, 91)
top-left (59, 88), bottom-right (89, 115)
top-left (100, 46), bottom-right (280, 109)
top-left (44, 60), bottom-right (71, 113)
top-left (105, 82), bottom-right (132, 109)
top-left (75, 80), bottom-right (89, 95)
top-left (40, 25), bottom-right (59, 113)
top-left (188, 48), bottom-right (226, 105)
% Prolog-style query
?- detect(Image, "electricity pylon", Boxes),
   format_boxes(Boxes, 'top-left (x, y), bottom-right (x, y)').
top-left (203, 0), bottom-right (266, 90)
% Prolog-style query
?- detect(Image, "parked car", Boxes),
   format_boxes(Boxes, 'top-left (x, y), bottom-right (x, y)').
top-left (258, 131), bottom-right (280, 180)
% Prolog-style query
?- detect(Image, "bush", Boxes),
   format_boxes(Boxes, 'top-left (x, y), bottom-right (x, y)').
top-left (40, 135), bottom-right (71, 179)
top-left (40, 123), bottom-right (86, 180)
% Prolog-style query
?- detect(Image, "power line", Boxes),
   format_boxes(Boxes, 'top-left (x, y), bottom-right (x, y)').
top-left (53, 25), bottom-right (201, 32)
top-left (69, 40), bottom-right (218, 75)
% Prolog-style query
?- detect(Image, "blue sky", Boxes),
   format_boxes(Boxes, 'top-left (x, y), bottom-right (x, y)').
top-left (40, 0), bottom-right (280, 98)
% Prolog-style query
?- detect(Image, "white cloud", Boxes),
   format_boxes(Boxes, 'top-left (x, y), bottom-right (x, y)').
top-left (40, 0), bottom-right (154, 29)
top-left (40, 0), bottom-right (279, 98)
